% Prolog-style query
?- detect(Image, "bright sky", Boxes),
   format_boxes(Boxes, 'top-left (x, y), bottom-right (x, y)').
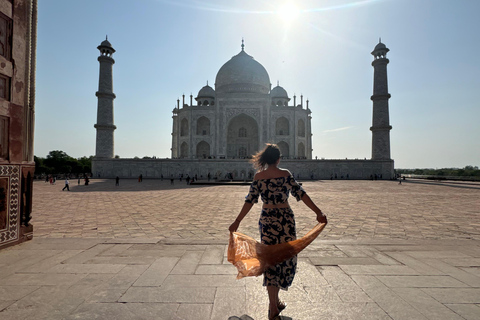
top-left (34, 0), bottom-right (479, 169)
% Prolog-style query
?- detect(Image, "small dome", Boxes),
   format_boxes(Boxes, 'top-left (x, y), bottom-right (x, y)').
top-left (97, 37), bottom-right (115, 55)
top-left (215, 50), bottom-right (270, 94)
top-left (374, 42), bottom-right (386, 51)
top-left (197, 85), bottom-right (215, 98)
top-left (371, 40), bottom-right (389, 57)
top-left (270, 85), bottom-right (288, 99)
top-left (100, 39), bottom-right (113, 48)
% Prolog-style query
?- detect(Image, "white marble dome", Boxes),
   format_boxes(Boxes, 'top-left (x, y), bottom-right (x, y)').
top-left (197, 84), bottom-right (215, 98)
top-left (270, 85), bottom-right (289, 98)
top-left (215, 50), bottom-right (270, 94)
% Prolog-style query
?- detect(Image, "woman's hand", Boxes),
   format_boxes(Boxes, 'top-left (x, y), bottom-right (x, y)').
top-left (317, 212), bottom-right (328, 225)
top-left (229, 220), bottom-right (240, 232)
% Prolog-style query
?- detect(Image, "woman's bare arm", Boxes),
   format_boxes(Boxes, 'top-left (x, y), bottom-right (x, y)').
top-left (301, 194), bottom-right (328, 224)
top-left (229, 202), bottom-right (254, 232)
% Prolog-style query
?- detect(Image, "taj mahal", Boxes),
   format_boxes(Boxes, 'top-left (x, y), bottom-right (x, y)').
top-left (92, 39), bottom-right (394, 180)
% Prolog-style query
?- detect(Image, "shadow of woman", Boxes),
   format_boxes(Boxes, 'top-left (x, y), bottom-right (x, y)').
top-left (228, 315), bottom-right (293, 320)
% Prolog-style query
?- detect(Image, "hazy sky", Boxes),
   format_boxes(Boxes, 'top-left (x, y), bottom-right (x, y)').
top-left (34, 0), bottom-right (479, 168)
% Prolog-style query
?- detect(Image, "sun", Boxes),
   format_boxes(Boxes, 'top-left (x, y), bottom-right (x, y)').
top-left (278, 2), bottom-right (300, 22)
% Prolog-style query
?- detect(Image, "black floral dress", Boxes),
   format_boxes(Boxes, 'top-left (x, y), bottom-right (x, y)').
top-left (245, 175), bottom-right (306, 290)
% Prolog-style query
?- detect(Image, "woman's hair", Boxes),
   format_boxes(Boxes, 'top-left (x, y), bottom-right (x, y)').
top-left (251, 144), bottom-right (281, 170)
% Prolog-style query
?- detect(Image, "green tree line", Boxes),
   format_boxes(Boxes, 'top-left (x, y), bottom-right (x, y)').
top-left (396, 166), bottom-right (480, 177)
top-left (35, 151), bottom-right (92, 176)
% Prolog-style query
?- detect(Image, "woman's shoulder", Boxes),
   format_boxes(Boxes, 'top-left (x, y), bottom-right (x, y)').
top-left (254, 168), bottom-right (291, 180)
top-left (253, 172), bottom-right (264, 180)
top-left (277, 168), bottom-right (292, 177)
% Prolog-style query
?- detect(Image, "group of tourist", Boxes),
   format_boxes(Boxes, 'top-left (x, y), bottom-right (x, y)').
top-left (43, 174), bottom-right (90, 191)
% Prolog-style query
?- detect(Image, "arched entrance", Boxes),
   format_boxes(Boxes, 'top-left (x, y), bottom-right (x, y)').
top-left (196, 141), bottom-right (210, 159)
top-left (277, 141), bottom-right (289, 158)
top-left (276, 117), bottom-right (289, 135)
top-left (227, 114), bottom-right (259, 158)
top-left (196, 117), bottom-right (210, 136)
top-left (298, 142), bottom-right (305, 158)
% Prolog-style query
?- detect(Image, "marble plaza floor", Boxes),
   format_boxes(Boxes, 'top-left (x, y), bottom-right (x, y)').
top-left (0, 178), bottom-right (479, 319)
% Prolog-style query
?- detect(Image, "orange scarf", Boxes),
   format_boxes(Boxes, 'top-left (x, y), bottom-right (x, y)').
top-left (228, 223), bottom-right (327, 279)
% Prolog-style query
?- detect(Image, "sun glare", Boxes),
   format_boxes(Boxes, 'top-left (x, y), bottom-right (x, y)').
top-left (278, 2), bottom-right (300, 22)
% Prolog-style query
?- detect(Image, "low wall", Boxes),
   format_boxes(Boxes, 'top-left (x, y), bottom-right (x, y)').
top-left (403, 174), bottom-right (480, 182)
top-left (92, 158), bottom-right (394, 180)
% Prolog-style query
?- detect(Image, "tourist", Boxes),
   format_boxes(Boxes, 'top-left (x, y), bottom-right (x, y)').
top-left (229, 144), bottom-right (327, 320)
top-left (116, 176), bottom-right (119, 186)
top-left (62, 178), bottom-right (70, 191)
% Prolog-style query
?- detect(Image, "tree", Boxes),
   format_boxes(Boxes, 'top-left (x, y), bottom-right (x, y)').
top-left (35, 151), bottom-right (92, 175)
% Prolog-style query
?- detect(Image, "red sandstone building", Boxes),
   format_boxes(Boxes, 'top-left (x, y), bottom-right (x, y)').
top-left (0, 0), bottom-right (37, 249)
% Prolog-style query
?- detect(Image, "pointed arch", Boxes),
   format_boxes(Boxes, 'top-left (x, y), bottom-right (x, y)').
top-left (196, 116), bottom-right (210, 135)
top-left (227, 114), bottom-right (259, 158)
top-left (196, 141), bottom-right (210, 159)
top-left (276, 117), bottom-right (289, 135)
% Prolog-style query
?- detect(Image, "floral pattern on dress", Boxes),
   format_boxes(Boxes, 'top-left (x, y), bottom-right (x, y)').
top-left (244, 175), bottom-right (306, 290)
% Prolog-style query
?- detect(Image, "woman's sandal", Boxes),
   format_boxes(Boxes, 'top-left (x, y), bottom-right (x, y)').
top-left (268, 301), bottom-right (286, 319)
top-left (268, 309), bottom-right (281, 320)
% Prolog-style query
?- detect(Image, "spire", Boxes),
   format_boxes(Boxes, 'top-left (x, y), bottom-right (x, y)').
top-left (241, 38), bottom-right (244, 51)
top-left (106, 35), bottom-right (108, 40)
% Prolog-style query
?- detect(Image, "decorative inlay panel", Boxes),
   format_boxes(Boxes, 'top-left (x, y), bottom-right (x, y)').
top-left (0, 165), bottom-right (19, 245)
top-left (226, 108), bottom-right (260, 121)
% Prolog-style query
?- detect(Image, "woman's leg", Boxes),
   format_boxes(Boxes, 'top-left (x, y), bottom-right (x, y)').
top-left (267, 285), bottom-right (280, 318)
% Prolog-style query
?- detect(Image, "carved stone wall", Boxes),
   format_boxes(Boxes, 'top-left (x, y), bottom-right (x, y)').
top-left (0, 165), bottom-right (20, 246)
top-left (0, 0), bottom-right (37, 249)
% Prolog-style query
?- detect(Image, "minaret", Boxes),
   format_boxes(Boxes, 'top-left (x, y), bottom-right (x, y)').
top-left (94, 37), bottom-right (116, 158)
top-left (370, 40), bottom-right (392, 160)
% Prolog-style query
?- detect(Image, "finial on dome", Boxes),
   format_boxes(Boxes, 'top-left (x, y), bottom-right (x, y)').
top-left (241, 38), bottom-right (244, 51)
top-left (379, 37), bottom-right (381, 43)
top-left (207, 80), bottom-right (209, 86)
top-left (277, 80), bottom-right (279, 86)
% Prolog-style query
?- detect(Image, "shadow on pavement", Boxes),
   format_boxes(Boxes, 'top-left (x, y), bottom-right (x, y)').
top-left (65, 179), bottom-right (244, 193)
top-left (228, 315), bottom-right (292, 320)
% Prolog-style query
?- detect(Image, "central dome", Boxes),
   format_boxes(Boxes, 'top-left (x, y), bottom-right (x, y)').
top-left (215, 50), bottom-right (271, 94)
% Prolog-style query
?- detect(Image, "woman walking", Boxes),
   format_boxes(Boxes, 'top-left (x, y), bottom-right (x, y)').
top-left (229, 144), bottom-right (327, 319)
